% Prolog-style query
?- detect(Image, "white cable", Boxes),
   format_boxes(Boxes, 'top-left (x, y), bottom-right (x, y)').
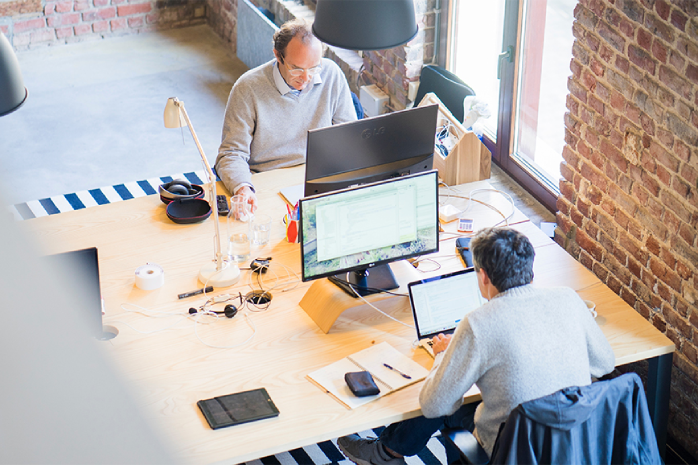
top-left (346, 276), bottom-right (415, 329)
top-left (193, 310), bottom-right (256, 349)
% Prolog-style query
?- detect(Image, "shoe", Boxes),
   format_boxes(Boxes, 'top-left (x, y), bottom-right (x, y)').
top-left (337, 434), bottom-right (406, 465)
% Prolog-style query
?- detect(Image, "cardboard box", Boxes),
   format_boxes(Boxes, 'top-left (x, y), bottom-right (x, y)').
top-left (418, 92), bottom-right (491, 186)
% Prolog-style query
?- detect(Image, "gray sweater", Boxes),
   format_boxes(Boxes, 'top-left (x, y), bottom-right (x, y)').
top-left (419, 284), bottom-right (615, 455)
top-left (215, 58), bottom-right (357, 193)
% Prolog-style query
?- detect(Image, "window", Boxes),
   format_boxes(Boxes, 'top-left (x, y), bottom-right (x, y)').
top-left (443, 0), bottom-right (577, 211)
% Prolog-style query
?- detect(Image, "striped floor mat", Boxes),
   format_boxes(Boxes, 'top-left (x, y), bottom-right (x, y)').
top-left (240, 427), bottom-right (449, 465)
top-left (8, 170), bottom-right (210, 221)
top-left (10, 171), bottom-right (449, 465)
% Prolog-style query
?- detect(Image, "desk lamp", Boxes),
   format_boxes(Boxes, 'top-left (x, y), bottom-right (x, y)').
top-left (164, 97), bottom-right (241, 287)
top-left (312, 0), bottom-right (418, 51)
top-left (0, 32), bottom-right (28, 116)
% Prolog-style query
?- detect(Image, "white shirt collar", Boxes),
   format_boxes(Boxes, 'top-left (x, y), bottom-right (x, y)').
top-left (273, 61), bottom-right (323, 96)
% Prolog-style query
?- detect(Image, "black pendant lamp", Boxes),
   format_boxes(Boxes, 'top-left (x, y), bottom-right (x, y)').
top-left (0, 32), bottom-right (28, 117)
top-left (313, 0), bottom-right (418, 51)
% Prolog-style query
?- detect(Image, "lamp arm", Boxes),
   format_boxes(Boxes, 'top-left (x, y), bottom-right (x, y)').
top-left (174, 101), bottom-right (224, 271)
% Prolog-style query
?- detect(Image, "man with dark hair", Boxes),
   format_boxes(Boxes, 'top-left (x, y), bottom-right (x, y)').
top-left (338, 227), bottom-right (615, 465)
top-left (215, 18), bottom-right (357, 211)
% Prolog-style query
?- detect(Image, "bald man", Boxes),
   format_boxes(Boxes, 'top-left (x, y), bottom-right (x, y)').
top-left (215, 18), bottom-right (357, 211)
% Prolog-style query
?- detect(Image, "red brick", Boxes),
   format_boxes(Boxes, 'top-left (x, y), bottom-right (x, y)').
top-left (74, 24), bottom-right (91, 35)
top-left (118, 3), bottom-right (152, 17)
top-left (657, 164), bottom-right (671, 186)
top-left (659, 65), bottom-right (692, 100)
top-left (93, 20), bottom-right (109, 33)
top-left (678, 223), bottom-right (697, 247)
top-left (14, 17), bottom-right (46, 33)
top-left (75, 0), bottom-right (90, 11)
top-left (95, 0), bottom-right (109, 5)
top-left (128, 15), bottom-right (145, 28)
top-left (111, 17), bottom-right (127, 29)
top-left (55, 26), bottom-right (73, 38)
top-left (676, 260), bottom-right (693, 281)
top-left (656, 0), bottom-right (671, 20)
top-left (49, 12), bottom-right (80, 27)
top-left (55, 1), bottom-right (73, 13)
top-left (651, 39), bottom-right (667, 63)
top-left (637, 27), bottom-right (653, 51)
top-left (30, 29), bottom-right (56, 43)
top-left (671, 8), bottom-right (688, 31)
top-left (577, 229), bottom-right (604, 262)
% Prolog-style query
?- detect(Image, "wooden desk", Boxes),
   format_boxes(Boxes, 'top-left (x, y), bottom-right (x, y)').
top-left (25, 166), bottom-right (674, 463)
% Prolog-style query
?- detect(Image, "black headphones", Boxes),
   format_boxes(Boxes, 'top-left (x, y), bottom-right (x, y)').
top-left (188, 304), bottom-right (238, 318)
top-left (163, 179), bottom-right (194, 196)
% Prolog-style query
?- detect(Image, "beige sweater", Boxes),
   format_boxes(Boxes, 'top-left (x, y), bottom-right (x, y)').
top-left (419, 284), bottom-right (615, 455)
top-left (215, 58), bottom-right (357, 193)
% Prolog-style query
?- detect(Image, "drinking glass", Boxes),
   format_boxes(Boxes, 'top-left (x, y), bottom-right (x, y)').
top-left (227, 195), bottom-right (251, 262)
top-left (250, 213), bottom-right (272, 246)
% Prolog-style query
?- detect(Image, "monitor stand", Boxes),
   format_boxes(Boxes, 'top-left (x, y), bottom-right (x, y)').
top-left (328, 265), bottom-right (399, 298)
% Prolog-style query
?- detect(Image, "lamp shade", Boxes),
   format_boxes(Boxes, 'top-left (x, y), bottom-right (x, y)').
top-left (0, 32), bottom-right (28, 117)
top-left (163, 97), bottom-right (185, 128)
top-left (313, 0), bottom-right (418, 51)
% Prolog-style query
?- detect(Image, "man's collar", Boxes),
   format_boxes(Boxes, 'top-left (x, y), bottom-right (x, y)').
top-left (273, 61), bottom-right (323, 96)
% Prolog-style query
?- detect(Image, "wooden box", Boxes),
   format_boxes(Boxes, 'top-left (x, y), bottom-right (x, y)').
top-left (418, 92), bottom-right (491, 186)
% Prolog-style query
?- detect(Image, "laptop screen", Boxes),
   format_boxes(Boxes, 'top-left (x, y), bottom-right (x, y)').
top-left (408, 268), bottom-right (485, 338)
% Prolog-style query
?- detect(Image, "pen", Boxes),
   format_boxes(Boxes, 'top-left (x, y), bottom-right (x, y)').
top-left (383, 363), bottom-right (412, 379)
top-left (178, 286), bottom-right (214, 299)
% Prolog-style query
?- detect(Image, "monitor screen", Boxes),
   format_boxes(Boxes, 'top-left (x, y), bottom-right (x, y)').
top-left (304, 104), bottom-right (439, 196)
top-left (43, 247), bottom-right (117, 340)
top-left (299, 170), bottom-right (439, 297)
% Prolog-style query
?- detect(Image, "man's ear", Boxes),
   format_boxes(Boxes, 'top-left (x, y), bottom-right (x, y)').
top-left (273, 49), bottom-right (283, 64)
top-left (478, 268), bottom-right (491, 287)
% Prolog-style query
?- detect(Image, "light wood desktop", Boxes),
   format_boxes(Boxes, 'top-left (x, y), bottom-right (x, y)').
top-left (25, 165), bottom-right (674, 463)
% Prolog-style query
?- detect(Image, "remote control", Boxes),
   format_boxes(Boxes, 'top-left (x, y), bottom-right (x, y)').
top-left (217, 195), bottom-right (229, 215)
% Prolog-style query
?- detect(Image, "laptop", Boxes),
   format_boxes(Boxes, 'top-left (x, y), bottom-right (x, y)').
top-left (44, 247), bottom-right (118, 340)
top-left (407, 268), bottom-right (485, 357)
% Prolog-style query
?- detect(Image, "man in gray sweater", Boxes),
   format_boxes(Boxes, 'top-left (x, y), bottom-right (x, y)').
top-left (338, 227), bottom-right (615, 465)
top-left (215, 19), bottom-right (357, 211)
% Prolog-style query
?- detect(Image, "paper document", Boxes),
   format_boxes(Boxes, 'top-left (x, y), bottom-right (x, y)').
top-left (279, 183), bottom-right (304, 207)
top-left (307, 342), bottom-right (429, 409)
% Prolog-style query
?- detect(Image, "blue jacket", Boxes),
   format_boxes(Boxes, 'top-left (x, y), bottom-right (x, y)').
top-left (490, 373), bottom-right (663, 464)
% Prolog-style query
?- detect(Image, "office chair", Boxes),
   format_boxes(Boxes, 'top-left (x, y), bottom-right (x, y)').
top-left (442, 373), bottom-right (662, 464)
top-left (413, 65), bottom-right (475, 124)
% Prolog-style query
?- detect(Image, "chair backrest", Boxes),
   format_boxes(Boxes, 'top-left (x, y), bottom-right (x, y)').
top-left (489, 373), bottom-right (662, 465)
top-left (414, 65), bottom-right (475, 123)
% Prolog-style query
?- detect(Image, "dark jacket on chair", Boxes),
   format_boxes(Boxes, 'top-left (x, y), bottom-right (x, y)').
top-left (489, 373), bottom-right (662, 464)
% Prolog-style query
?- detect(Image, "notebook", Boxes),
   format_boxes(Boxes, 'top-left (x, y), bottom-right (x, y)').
top-left (408, 268), bottom-right (485, 357)
top-left (307, 342), bottom-right (429, 409)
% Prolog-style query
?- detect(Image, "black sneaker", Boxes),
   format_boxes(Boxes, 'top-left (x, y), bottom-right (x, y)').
top-left (337, 434), bottom-right (406, 465)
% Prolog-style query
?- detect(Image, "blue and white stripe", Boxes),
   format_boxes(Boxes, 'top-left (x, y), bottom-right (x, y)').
top-left (9, 170), bottom-right (209, 221)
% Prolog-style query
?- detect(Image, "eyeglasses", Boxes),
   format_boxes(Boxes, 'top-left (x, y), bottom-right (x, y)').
top-left (283, 61), bottom-right (322, 77)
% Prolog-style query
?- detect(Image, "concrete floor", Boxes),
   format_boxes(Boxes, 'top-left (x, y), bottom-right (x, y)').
top-left (0, 24), bottom-right (554, 226)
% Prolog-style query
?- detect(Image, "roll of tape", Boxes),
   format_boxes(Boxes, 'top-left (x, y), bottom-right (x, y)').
top-left (135, 263), bottom-right (165, 290)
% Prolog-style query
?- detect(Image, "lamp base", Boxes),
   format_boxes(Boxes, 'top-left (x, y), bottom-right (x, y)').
top-left (199, 260), bottom-right (241, 288)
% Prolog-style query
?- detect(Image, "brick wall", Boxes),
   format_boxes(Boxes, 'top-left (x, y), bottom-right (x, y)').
top-left (557, 0), bottom-right (698, 457)
top-left (0, 0), bottom-right (206, 50)
top-left (204, 0), bottom-right (434, 109)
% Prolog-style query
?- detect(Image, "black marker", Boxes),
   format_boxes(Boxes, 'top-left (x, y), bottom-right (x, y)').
top-left (178, 286), bottom-right (214, 299)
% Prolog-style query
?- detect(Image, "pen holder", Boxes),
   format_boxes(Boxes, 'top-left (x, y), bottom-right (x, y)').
top-left (284, 214), bottom-right (299, 243)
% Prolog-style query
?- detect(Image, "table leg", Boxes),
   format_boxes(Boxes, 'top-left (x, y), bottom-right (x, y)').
top-left (647, 353), bottom-right (672, 458)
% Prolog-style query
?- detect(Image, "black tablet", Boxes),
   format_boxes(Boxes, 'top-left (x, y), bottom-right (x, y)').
top-left (197, 387), bottom-right (280, 430)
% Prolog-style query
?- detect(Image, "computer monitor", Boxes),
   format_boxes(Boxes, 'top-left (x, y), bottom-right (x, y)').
top-left (43, 247), bottom-right (118, 340)
top-left (299, 170), bottom-right (439, 297)
top-left (304, 104), bottom-right (439, 196)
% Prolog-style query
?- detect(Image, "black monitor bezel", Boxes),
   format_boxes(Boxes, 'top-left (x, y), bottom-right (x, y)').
top-left (304, 104), bottom-right (439, 197)
top-left (299, 169), bottom-right (440, 283)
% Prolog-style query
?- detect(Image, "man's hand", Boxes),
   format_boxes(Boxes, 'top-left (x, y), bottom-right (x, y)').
top-left (234, 186), bottom-right (258, 216)
top-left (431, 333), bottom-right (452, 355)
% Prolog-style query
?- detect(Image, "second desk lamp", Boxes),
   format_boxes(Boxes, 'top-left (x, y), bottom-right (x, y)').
top-left (163, 97), bottom-right (241, 288)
